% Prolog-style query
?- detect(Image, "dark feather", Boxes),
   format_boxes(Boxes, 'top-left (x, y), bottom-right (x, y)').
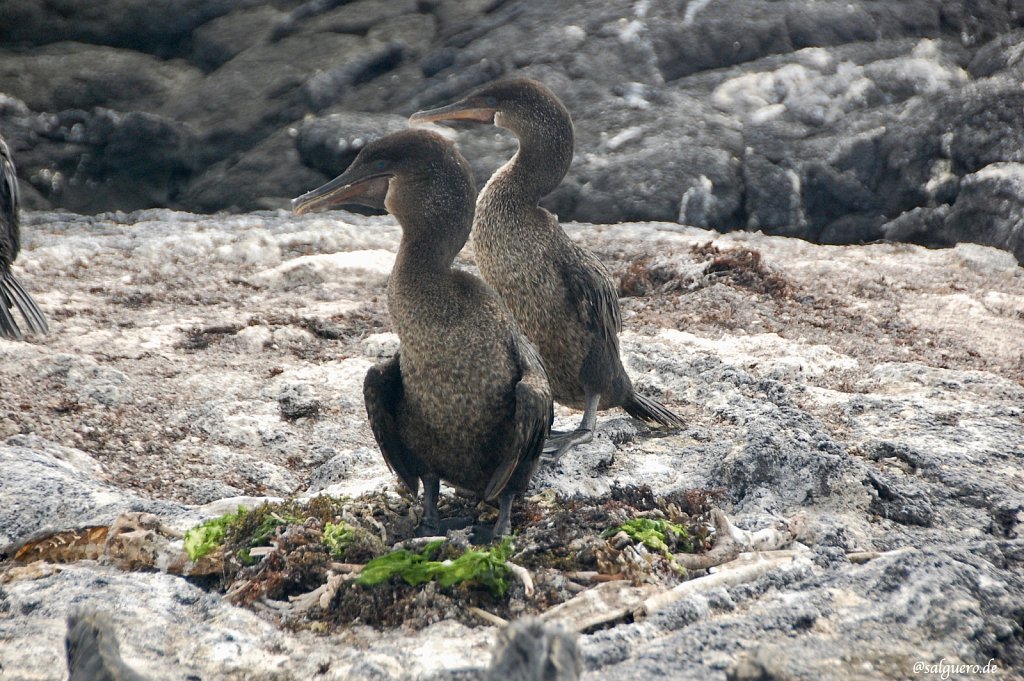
top-left (623, 392), bottom-right (686, 428)
top-left (0, 136), bottom-right (20, 264)
top-left (363, 351), bottom-right (423, 495)
top-left (561, 239), bottom-right (622, 355)
top-left (0, 135), bottom-right (46, 339)
top-left (484, 334), bottom-right (552, 501)
top-left (2, 271), bottom-right (48, 335)
top-left (0, 291), bottom-right (23, 340)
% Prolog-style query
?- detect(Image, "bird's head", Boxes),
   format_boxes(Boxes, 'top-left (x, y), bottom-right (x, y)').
top-left (410, 77), bottom-right (572, 143)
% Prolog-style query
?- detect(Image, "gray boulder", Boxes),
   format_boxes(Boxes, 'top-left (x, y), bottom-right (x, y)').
top-left (0, 42), bottom-right (202, 113)
top-left (0, 0), bottom-right (1023, 261)
top-left (0, 0), bottom-right (254, 55)
top-left (1, 107), bottom-right (196, 213)
top-left (295, 111), bottom-right (410, 178)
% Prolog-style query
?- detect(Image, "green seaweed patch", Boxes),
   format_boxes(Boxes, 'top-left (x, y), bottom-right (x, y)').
top-left (252, 511), bottom-right (302, 545)
top-left (236, 510), bottom-right (303, 564)
top-left (323, 521), bottom-right (357, 557)
top-left (602, 517), bottom-right (694, 555)
top-left (184, 507), bottom-right (249, 561)
top-left (357, 538), bottom-right (514, 598)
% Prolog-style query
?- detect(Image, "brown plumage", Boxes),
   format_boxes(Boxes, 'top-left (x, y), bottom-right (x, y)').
top-left (486, 617), bottom-right (582, 681)
top-left (411, 78), bottom-right (683, 460)
top-left (66, 609), bottom-right (148, 681)
top-left (292, 129), bottom-right (552, 538)
top-left (0, 135), bottom-right (48, 340)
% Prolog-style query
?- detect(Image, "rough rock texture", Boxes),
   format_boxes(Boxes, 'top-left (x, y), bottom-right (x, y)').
top-left (1, 210), bottom-right (1022, 679)
top-left (1, 1), bottom-right (1024, 262)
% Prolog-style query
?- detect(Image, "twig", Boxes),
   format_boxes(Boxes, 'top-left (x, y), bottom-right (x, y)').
top-left (565, 571), bottom-right (626, 584)
top-left (286, 573), bottom-right (347, 613)
top-left (847, 548), bottom-right (913, 564)
top-left (468, 606), bottom-right (509, 627)
top-left (394, 535), bottom-right (446, 550)
top-left (247, 546), bottom-right (276, 558)
top-left (673, 509), bottom-right (797, 571)
top-left (506, 561), bottom-right (535, 598)
top-left (638, 549), bottom-right (813, 617)
top-left (846, 551), bottom-right (881, 564)
top-left (541, 580), bottom-right (657, 632)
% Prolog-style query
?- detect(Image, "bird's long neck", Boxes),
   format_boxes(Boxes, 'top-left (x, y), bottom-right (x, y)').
top-left (388, 174), bottom-right (472, 281)
top-left (388, 230), bottom-right (461, 342)
top-left (392, 231), bottom-right (458, 285)
top-left (499, 129), bottom-right (572, 206)
top-left (387, 175), bottom-right (473, 337)
top-left (474, 124), bottom-right (571, 252)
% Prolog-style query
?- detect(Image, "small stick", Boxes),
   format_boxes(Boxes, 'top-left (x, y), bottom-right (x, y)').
top-left (506, 561), bottom-right (535, 598)
top-left (564, 571), bottom-right (627, 583)
top-left (469, 606), bottom-right (509, 627)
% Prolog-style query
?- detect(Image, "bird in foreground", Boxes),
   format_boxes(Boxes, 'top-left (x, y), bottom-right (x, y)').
top-left (0, 135), bottom-right (48, 340)
top-left (485, 617), bottom-right (582, 681)
top-left (410, 78), bottom-right (684, 460)
top-left (63, 609), bottom-right (578, 681)
top-left (66, 609), bottom-right (148, 681)
top-left (293, 129), bottom-right (552, 539)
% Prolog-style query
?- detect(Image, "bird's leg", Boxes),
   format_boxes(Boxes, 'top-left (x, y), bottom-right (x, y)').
top-left (542, 390), bottom-right (600, 462)
top-left (492, 492), bottom-right (515, 539)
top-left (415, 474), bottom-right (442, 537)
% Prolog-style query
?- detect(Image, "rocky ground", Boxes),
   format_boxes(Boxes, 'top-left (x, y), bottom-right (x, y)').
top-left (1, 209), bottom-right (1022, 679)
top-left (1, 0), bottom-right (1024, 262)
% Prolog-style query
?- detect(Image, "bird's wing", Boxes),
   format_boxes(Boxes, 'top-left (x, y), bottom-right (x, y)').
top-left (560, 232), bottom-right (623, 344)
top-left (363, 351), bottom-right (421, 496)
top-left (483, 333), bottom-right (553, 501)
top-left (0, 139), bottom-right (20, 263)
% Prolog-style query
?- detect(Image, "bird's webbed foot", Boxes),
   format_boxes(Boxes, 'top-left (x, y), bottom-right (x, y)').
top-left (541, 428), bottom-right (594, 462)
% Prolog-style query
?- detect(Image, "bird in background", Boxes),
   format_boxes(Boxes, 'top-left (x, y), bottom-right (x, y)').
top-left (410, 77), bottom-right (684, 461)
top-left (292, 128), bottom-right (552, 540)
top-left (0, 135), bottom-right (48, 340)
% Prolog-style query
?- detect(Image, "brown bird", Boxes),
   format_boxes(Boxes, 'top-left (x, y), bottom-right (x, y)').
top-left (66, 609), bottom-right (148, 681)
top-left (486, 617), bottom-right (582, 681)
top-left (0, 135), bottom-right (48, 340)
top-left (292, 129), bottom-right (552, 538)
top-left (410, 78), bottom-right (683, 460)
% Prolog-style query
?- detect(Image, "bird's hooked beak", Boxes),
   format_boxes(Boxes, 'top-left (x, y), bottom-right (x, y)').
top-left (291, 171), bottom-right (391, 215)
top-left (409, 100), bottom-right (497, 126)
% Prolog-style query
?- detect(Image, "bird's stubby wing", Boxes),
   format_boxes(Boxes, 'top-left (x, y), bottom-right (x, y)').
top-left (363, 351), bottom-right (422, 496)
top-left (483, 333), bottom-right (553, 502)
top-left (0, 137), bottom-right (21, 264)
top-left (561, 231), bottom-right (622, 341)
top-left (0, 137), bottom-right (23, 340)
top-left (0, 137), bottom-right (47, 339)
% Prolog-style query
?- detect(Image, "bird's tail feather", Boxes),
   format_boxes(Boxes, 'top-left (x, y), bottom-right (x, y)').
top-left (623, 392), bottom-right (685, 428)
top-left (0, 290), bottom-right (22, 339)
top-left (0, 270), bottom-right (48, 338)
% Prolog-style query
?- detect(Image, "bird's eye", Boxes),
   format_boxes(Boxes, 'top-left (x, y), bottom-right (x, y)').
top-left (485, 96), bottom-right (498, 107)
top-left (374, 160), bottom-right (388, 171)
